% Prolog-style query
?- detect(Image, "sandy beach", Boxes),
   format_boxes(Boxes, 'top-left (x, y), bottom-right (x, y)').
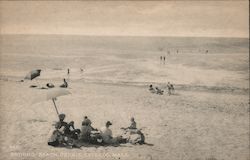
top-left (0, 35), bottom-right (249, 160)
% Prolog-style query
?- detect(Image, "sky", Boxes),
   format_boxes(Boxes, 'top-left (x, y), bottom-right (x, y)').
top-left (0, 1), bottom-right (249, 37)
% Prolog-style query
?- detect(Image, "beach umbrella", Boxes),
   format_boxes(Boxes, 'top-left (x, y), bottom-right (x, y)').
top-left (46, 88), bottom-right (71, 116)
top-left (24, 69), bottom-right (41, 80)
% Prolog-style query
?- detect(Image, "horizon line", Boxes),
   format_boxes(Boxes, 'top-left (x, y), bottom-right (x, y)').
top-left (1, 33), bottom-right (249, 39)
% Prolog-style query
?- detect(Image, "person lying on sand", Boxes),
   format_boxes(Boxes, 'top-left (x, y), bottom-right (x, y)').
top-left (30, 85), bottom-right (37, 88)
top-left (46, 83), bottom-right (55, 88)
top-left (60, 79), bottom-right (68, 88)
top-left (155, 87), bottom-right (164, 95)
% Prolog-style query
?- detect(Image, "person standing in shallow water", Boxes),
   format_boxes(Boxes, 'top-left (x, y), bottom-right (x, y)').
top-left (67, 68), bottom-right (70, 75)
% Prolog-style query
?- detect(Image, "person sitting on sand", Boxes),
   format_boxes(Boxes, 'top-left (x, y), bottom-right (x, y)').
top-left (82, 116), bottom-right (92, 126)
top-left (60, 79), bottom-right (68, 88)
top-left (121, 117), bottom-right (137, 130)
top-left (170, 83), bottom-right (175, 94)
top-left (100, 121), bottom-right (124, 144)
top-left (48, 122), bottom-right (64, 147)
top-left (64, 121), bottom-right (80, 140)
top-left (121, 117), bottom-right (139, 136)
top-left (120, 118), bottom-right (146, 145)
top-left (82, 116), bottom-right (97, 130)
top-left (149, 85), bottom-right (156, 93)
top-left (79, 120), bottom-right (93, 142)
top-left (129, 117), bottom-right (137, 129)
top-left (80, 116), bottom-right (101, 143)
top-left (100, 121), bottom-right (113, 144)
top-left (48, 113), bottom-right (68, 147)
top-left (56, 113), bottom-right (68, 133)
top-left (48, 114), bottom-right (81, 148)
top-left (155, 87), bottom-right (164, 95)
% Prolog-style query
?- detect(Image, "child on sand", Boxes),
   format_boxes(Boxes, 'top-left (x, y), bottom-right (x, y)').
top-left (149, 84), bottom-right (156, 93)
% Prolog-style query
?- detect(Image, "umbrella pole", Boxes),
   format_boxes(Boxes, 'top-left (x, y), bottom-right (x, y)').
top-left (52, 99), bottom-right (59, 115)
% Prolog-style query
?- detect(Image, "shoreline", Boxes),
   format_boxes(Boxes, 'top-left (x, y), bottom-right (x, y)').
top-left (0, 75), bottom-right (249, 95)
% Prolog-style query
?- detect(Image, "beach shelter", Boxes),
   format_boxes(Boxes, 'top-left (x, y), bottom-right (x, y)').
top-left (24, 69), bottom-right (41, 80)
top-left (46, 88), bottom-right (71, 116)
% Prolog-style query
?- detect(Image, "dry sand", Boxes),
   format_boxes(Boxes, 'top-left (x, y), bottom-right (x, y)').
top-left (0, 37), bottom-right (249, 160)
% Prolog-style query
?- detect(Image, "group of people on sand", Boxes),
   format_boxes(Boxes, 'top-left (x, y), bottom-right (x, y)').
top-left (48, 114), bottom-right (145, 148)
top-left (149, 82), bottom-right (175, 96)
top-left (45, 78), bottom-right (68, 89)
top-left (149, 85), bottom-right (164, 95)
top-left (29, 78), bottom-right (68, 90)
